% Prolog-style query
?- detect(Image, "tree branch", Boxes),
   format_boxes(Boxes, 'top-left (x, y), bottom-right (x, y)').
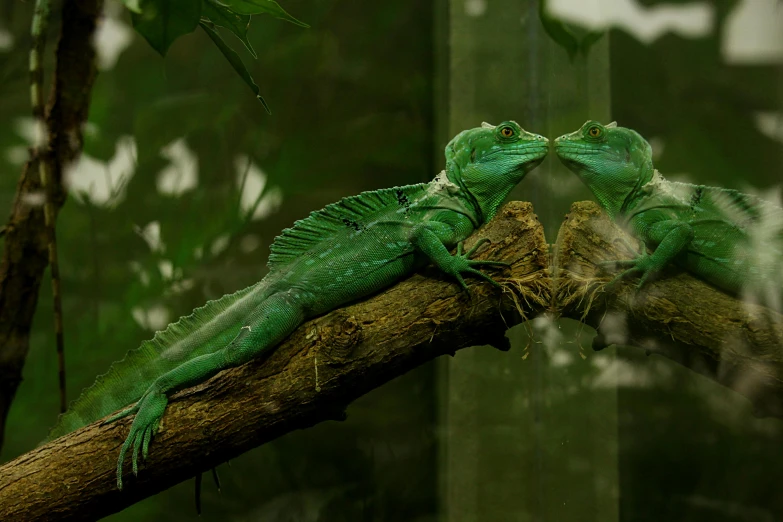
top-left (554, 200), bottom-right (783, 418)
top-left (0, 0), bottom-right (103, 449)
top-left (0, 202), bottom-right (551, 522)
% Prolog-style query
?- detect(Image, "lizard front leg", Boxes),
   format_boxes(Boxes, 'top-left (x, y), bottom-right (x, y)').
top-left (604, 219), bottom-right (694, 290)
top-left (103, 292), bottom-right (305, 489)
top-left (410, 222), bottom-right (509, 291)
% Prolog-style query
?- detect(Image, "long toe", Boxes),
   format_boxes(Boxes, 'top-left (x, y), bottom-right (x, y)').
top-left (466, 238), bottom-right (492, 258)
top-left (466, 267), bottom-right (502, 288)
top-left (468, 259), bottom-right (510, 268)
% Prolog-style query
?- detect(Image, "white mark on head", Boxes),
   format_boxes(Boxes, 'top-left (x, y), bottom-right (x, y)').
top-left (427, 171), bottom-right (460, 197)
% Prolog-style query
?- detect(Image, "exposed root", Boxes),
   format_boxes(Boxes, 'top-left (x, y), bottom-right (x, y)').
top-left (555, 269), bottom-right (610, 320)
top-left (500, 272), bottom-right (551, 321)
top-left (552, 266), bottom-right (616, 359)
top-left (499, 272), bottom-right (552, 356)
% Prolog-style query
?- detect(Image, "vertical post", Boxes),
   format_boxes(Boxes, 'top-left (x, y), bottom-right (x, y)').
top-left (435, 1), bottom-right (617, 521)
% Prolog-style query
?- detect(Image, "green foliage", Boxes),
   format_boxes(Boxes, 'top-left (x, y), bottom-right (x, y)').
top-left (201, 0), bottom-right (256, 58)
top-left (200, 21), bottom-right (270, 112)
top-left (126, 0), bottom-right (307, 108)
top-left (131, 0), bottom-right (201, 56)
top-left (217, 0), bottom-right (309, 27)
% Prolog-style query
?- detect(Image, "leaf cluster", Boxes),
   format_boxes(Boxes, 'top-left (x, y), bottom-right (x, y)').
top-left (123, 0), bottom-right (308, 110)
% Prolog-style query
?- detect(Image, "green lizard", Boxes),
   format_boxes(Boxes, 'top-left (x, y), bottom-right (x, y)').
top-left (554, 120), bottom-right (783, 307)
top-left (46, 121), bottom-right (549, 490)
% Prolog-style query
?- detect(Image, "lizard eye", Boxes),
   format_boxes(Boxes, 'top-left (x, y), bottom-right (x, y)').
top-left (587, 126), bottom-right (603, 138)
top-left (500, 126), bottom-right (514, 138)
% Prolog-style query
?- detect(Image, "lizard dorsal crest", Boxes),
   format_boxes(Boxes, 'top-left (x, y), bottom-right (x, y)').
top-left (267, 184), bottom-right (427, 270)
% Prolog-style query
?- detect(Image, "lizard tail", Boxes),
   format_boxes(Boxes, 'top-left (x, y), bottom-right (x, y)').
top-left (45, 280), bottom-right (275, 441)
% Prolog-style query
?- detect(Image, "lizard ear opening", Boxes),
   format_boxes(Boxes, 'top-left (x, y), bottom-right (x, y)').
top-left (605, 121), bottom-right (618, 128)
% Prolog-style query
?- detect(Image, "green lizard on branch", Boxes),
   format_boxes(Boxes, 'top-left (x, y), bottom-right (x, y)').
top-left (46, 121), bottom-right (549, 490)
top-left (554, 120), bottom-right (783, 308)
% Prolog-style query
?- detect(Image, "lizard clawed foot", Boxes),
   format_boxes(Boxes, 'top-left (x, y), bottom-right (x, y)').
top-left (105, 387), bottom-right (168, 489)
top-left (450, 239), bottom-right (510, 293)
top-left (611, 237), bottom-right (645, 258)
top-left (600, 252), bottom-right (658, 292)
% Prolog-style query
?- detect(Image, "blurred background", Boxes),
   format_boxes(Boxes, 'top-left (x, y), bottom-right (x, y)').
top-left (0, 0), bottom-right (782, 520)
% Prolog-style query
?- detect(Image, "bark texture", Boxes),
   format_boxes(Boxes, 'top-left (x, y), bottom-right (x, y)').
top-left (0, 0), bottom-right (103, 449)
top-left (553, 200), bottom-right (783, 418)
top-left (0, 202), bottom-right (550, 521)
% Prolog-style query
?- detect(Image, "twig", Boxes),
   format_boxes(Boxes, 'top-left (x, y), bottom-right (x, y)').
top-left (30, 0), bottom-right (67, 413)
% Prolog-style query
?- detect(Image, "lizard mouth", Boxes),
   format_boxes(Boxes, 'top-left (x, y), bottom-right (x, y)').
top-left (507, 144), bottom-right (549, 172)
top-left (554, 142), bottom-right (624, 168)
top-left (482, 141), bottom-right (550, 167)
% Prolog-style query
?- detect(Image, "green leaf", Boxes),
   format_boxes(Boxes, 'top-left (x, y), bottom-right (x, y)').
top-left (199, 21), bottom-right (271, 113)
top-left (218, 0), bottom-right (308, 27)
top-left (132, 0), bottom-right (202, 56)
top-left (201, 0), bottom-right (257, 58)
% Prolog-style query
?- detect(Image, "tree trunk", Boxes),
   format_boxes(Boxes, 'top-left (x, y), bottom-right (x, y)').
top-left (0, 0), bottom-right (103, 450)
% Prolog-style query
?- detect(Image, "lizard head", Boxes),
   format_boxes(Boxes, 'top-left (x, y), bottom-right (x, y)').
top-left (554, 120), bottom-right (654, 217)
top-left (444, 120), bottom-right (548, 222)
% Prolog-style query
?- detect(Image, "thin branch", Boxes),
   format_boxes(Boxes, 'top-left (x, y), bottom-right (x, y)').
top-left (30, 0), bottom-right (67, 413)
top-left (553, 200), bottom-right (783, 418)
top-left (0, 202), bottom-right (551, 521)
top-left (0, 0), bottom-right (103, 449)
